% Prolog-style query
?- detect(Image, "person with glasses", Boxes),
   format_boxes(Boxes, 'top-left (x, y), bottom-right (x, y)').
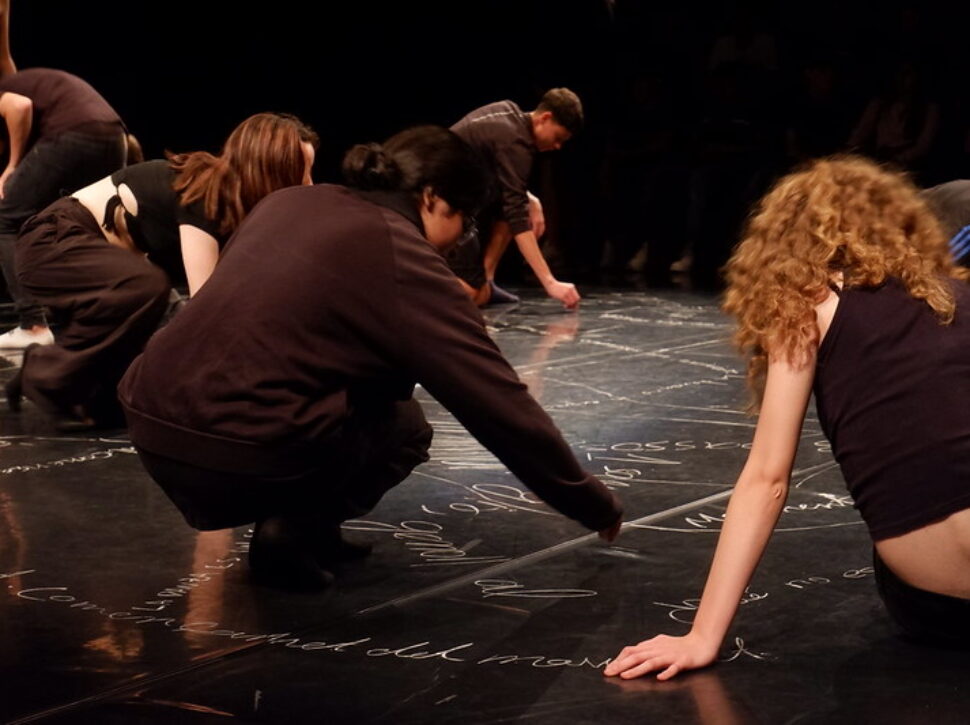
top-left (446, 88), bottom-right (584, 309)
top-left (118, 126), bottom-right (623, 591)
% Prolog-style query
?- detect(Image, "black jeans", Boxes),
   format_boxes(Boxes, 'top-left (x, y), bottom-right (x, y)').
top-left (134, 397), bottom-right (434, 531)
top-left (0, 128), bottom-right (126, 327)
top-left (873, 550), bottom-right (970, 647)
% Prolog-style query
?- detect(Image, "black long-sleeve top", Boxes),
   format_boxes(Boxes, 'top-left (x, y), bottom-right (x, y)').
top-left (451, 100), bottom-right (535, 235)
top-left (118, 185), bottom-right (621, 532)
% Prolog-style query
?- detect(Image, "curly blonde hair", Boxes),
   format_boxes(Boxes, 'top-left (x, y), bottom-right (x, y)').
top-left (723, 155), bottom-right (968, 409)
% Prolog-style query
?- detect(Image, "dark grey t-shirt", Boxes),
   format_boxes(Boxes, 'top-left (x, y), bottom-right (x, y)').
top-left (0, 68), bottom-right (121, 143)
top-left (451, 100), bottom-right (535, 235)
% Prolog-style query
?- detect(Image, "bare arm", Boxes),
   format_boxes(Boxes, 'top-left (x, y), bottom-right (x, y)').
top-left (0, 90), bottom-right (30, 197)
top-left (492, 144), bottom-right (577, 307)
top-left (605, 353), bottom-right (815, 679)
top-left (179, 225), bottom-right (220, 296)
top-left (456, 276), bottom-right (491, 307)
top-left (513, 228), bottom-right (580, 309)
top-left (526, 191), bottom-right (545, 239)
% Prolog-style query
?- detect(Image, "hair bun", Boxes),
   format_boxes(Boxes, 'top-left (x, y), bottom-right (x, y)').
top-left (342, 142), bottom-right (401, 190)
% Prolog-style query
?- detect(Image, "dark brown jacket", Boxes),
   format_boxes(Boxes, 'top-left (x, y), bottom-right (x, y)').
top-left (119, 185), bottom-right (621, 532)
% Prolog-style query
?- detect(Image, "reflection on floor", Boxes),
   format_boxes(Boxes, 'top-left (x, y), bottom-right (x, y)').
top-left (1, 289), bottom-right (968, 724)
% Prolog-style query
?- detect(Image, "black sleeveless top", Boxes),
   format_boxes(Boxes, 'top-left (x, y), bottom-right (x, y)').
top-left (814, 277), bottom-right (970, 540)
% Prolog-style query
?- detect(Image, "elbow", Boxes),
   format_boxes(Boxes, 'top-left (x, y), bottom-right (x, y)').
top-left (6, 93), bottom-right (32, 118)
top-left (735, 471), bottom-right (789, 501)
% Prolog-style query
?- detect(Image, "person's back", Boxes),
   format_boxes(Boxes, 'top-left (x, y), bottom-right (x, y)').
top-left (452, 100), bottom-right (531, 145)
top-left (452, 100), bottom-right (534, 185)
top-left (0, 67), bottom-right (121, 140)
top-left (814, 277), bottom-right (970, 540)
top-left (121, 183), bottom-right (418, 456)
top-left (450, 100), bottom-right (535, 239)
top-left (107, 160), bottom-right (224, 281)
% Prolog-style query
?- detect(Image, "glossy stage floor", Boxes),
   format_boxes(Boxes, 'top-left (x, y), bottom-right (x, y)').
top-left (1, 289), bottom-right (968, 724)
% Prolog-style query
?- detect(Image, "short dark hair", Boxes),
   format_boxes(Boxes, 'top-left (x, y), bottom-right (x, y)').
top-left (536, 88), bottom-right (584, 135)
top-left (341, 126), bottom-right (488, 217)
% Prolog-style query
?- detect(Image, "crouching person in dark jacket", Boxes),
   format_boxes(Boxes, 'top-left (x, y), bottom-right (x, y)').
top-left (118, 125), bottom-right (623, 590)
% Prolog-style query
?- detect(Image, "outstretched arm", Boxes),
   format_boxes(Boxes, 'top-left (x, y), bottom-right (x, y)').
top-left (512, 228), bottom-right (580, 309)
top-left (605, 354), bottom-right (815, 680)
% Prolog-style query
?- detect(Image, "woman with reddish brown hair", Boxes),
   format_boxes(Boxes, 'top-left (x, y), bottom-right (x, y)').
top-left (5, 111), bottom-right (318, 429)
top-left (606, 155), bottom-right (970, 681)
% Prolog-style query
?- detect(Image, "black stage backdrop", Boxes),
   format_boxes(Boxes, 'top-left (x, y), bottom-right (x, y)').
top-left (14, 0), bottom-right (620, 180)
top-left (10, 0), bottom-right (970, 286)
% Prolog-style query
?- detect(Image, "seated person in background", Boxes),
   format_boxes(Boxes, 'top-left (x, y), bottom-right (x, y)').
top-left (5, 112), bottom-right (317, 429)
top-left (118, 125), bottom-right (623, 591)
top-left (447, 88), bottom-right (583, 309)
top-left (606, 156), bottom-right (970, 681)
top-left (920, 179), bottom-right (970, 265)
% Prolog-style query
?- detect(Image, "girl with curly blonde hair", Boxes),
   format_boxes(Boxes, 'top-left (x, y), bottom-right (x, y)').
top-left (607, 156), bottom-right (970, 681)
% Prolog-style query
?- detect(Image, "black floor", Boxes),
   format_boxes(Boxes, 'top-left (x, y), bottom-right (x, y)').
top-left (1, 289), bottom-right (968, 724)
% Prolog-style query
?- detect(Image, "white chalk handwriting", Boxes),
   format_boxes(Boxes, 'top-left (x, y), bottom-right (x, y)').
top-left (340, 519), bottom-right (508, 568)
top-left (654, 588), bottom-right (769, 625)
top-left (8, 571), bottom-right (609, 671)
top-left (473, 578), bottom-right (597, 600)
top-left (1, 446), bottom-right (137, 475)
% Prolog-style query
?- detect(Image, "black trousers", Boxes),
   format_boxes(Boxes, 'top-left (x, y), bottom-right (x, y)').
top-left (134, 397), bottom-right (433, 531)
top-left (16, 197), bottom-right (170, 417)
top-left (873, 550), bottom-right (970, 647)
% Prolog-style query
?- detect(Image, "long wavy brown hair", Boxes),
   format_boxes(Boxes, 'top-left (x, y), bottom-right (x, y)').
top-left (168, 112), bottom-right (319, 238)
top-left (723, 155), bottom-right (968, 409)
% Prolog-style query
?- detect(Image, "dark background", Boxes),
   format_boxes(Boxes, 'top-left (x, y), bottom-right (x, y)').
top-left (11, 0), bottom-right (970, 289)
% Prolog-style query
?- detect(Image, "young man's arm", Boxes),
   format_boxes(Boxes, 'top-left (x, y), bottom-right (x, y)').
top-left (512, 228), bottom-right (579, 308)
top-left (495, 145), bottom-right (579, 308)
